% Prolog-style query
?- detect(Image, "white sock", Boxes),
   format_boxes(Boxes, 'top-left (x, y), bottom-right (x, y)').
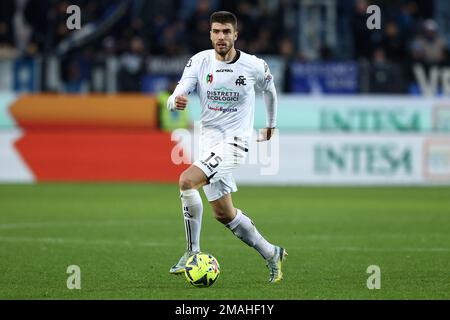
top-left (180, 189), bottom-right (203, 253)
top-left (226, 209), bottom-right (275, 260)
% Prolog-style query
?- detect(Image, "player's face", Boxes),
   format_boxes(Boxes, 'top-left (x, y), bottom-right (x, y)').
top-left (210, 22), bottom-right (238, 56)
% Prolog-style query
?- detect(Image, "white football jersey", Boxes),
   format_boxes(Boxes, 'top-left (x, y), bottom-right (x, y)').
top-left (171, 49), bottom-right (275, 149)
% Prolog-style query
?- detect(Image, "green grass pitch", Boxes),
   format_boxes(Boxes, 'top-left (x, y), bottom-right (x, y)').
top-left (0, 183), bottom-right (449, 299)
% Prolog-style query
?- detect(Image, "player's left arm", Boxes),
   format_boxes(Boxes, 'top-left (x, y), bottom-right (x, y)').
top-left (256, 60), bottom-right (278, 142)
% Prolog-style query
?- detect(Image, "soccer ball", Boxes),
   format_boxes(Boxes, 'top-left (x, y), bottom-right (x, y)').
top-left (184, 253), bottom-right (220, 288)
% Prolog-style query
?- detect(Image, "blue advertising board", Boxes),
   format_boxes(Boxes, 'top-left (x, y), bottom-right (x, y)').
top-left (291, 62), bottom-right (359, 94)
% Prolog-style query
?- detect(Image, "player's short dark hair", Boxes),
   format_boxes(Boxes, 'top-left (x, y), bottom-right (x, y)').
top-left (210, 11), bottom-right (238, 31)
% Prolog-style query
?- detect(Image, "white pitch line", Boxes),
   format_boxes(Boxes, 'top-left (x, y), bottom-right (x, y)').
top-left (0, 236), bottom-right (449, 253)
top-left (0, 220), bottom-right (161, 230)
top-left (1, 222), bottom-right (449, 241)
top-left (295, 246), bottom-right (450, 253)
top-left (0, 236), bottom-right (172, 247)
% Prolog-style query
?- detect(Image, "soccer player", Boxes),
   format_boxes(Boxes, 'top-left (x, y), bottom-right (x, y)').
top-left (167, 11), bottom-right (287, 283)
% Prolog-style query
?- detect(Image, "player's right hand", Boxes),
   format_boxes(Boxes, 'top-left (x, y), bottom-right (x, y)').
top-left (175, 95), bottom-right (188, 110)
top-left (257, 127), bottom-right (276, 142)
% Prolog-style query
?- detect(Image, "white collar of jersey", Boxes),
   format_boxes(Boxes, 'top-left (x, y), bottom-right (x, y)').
top-left (213, 49), bottom-right (240, 64)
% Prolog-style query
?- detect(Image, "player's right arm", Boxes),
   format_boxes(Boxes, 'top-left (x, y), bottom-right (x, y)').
top-left (255, 58), bottom-right (278, 142)
top-left (167, 56), bottom-right (199, 111)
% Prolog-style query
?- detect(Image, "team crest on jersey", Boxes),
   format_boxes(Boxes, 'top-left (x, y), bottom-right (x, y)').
top-left (206, 73), bottom-right (214, 84)
top-left (235, 76), bottom-right (246, 86)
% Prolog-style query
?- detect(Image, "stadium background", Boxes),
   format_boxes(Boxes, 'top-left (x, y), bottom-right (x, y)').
top-left (0, 0), bottom-right (449, 300)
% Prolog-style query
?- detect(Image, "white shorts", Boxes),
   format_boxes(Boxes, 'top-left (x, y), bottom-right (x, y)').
top-left (193, 141), bottom-right (248, 202)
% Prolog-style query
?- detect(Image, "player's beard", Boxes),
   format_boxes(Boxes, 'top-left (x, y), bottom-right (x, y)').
top-left (214, 41), bottom-right (232, 58)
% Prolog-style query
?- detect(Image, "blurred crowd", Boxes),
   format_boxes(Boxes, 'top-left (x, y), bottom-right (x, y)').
top-left (0, 0), bottom-right (294, 57)
top-left (1, 0), bottom-right (447, 60)
top-left (0, 0), bottom-right (449, 92)
top-left (351, 0), bottom-right (448, 65)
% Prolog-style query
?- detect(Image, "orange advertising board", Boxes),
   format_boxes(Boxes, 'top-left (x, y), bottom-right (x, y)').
top-left (10, 94), bottom-right (158, 129)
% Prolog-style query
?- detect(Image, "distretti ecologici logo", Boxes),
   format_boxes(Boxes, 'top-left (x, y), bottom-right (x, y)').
top-left (206, 86), bottom-right (240, 113)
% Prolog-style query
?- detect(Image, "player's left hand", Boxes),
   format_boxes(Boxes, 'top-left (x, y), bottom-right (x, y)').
top-left (257, 127), bottom-right (276, 142)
